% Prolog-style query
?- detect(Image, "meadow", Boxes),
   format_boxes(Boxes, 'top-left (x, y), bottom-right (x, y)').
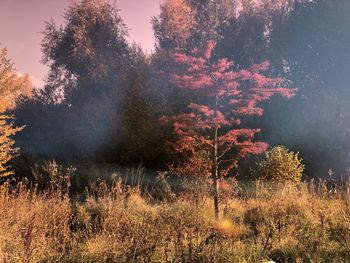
top-left (1, 163), bottom-right (350, 263)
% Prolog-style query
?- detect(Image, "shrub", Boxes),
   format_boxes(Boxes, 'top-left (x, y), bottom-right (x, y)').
top-left (252, 146), bottom-right (305, 183)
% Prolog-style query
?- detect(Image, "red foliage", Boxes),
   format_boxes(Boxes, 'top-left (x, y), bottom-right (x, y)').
top-left (162, 41), bottom-right (296, 178)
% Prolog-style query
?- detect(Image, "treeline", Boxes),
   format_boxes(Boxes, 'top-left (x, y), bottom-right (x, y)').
top-left (8, 0), bottom-right (350, 179)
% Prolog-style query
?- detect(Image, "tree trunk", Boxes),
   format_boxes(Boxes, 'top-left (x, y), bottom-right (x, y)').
top-left (212, 123), bottom-right (219, 220)
top-left (211, 92), bottom-right (220, 220)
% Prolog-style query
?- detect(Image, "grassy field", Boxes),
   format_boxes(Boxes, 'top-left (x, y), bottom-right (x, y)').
top-left (1, 167), bottom-right (350, 262)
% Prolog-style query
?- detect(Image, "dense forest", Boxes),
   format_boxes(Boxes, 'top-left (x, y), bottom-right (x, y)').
top-left (1, 0), bottom-right (349, 182)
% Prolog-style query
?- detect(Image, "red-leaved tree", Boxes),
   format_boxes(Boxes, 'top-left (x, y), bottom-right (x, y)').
top-left (161, 41), bottom-right (296, 219)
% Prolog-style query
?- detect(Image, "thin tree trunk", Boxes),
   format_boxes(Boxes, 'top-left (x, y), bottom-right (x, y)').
top-left (212, 124), bottom-right (219, 220)
top-left (212, 94), bottom-right (219, 220)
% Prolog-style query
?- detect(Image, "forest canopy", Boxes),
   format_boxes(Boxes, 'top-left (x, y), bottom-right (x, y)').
top-left (5, 0), bottom-right (350, 182)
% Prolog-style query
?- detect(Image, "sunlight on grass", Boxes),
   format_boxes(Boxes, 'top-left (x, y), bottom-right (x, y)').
top-left (1, 173), bottom-right (350, 262)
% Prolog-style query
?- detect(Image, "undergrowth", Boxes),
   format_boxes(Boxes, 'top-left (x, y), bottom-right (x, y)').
top-left (1, 162), bottom-right (350, 262)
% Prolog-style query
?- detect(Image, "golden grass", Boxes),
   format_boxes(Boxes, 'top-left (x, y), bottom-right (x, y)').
top-left (1, 176), bottom-right (350, 262)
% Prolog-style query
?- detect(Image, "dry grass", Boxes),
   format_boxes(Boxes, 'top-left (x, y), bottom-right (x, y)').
top-left (1, 167), bottom-right (350, 262)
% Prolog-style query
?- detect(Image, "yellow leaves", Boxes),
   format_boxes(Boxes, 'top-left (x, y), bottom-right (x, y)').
top-left (253, 145), bottom-right (305, 183)
top-left (155, 0), bottom-right (196, 48)
top-left (0, 48), bottom-right (33, 112)
top-left (0, 115), bottom-right (24, 177)
top-left (0, 47), bottom-right (27, 176)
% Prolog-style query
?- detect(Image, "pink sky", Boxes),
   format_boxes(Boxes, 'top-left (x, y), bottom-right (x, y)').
top-left (0, 0), bottom-right (160, 87)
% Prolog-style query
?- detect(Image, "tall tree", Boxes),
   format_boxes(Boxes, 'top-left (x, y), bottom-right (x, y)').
top-left (162, 41), bottom-right (295, 219)
top-left (153, 0), bottom-right (239, 52)
top-left (214, 0), bottom-right (296, 69)
top-left (152, 0), bottom-right (197, 51)
top-left (104, 45), bottom-right (168, 166)
top-left (41, 0), bottom-right (129, 87)
top-left (15, 0), bottom-right (131, 161)
top-left (0, 48), bottom-right (25, 177)
top-left (0, 48), bottom-right (33, 111)
top-left (264, 0), bottom-right (350, 177)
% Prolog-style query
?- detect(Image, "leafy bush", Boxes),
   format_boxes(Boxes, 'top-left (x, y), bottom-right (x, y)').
top-left (252, 146), bottom-right (305, 183)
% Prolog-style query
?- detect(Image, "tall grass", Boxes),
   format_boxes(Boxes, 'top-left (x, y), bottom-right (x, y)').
top-left (1, 164), bottom-right (350, 262)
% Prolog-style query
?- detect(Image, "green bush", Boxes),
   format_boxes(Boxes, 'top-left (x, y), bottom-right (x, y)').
top-left (253, 146), bottom-right (305, 183)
